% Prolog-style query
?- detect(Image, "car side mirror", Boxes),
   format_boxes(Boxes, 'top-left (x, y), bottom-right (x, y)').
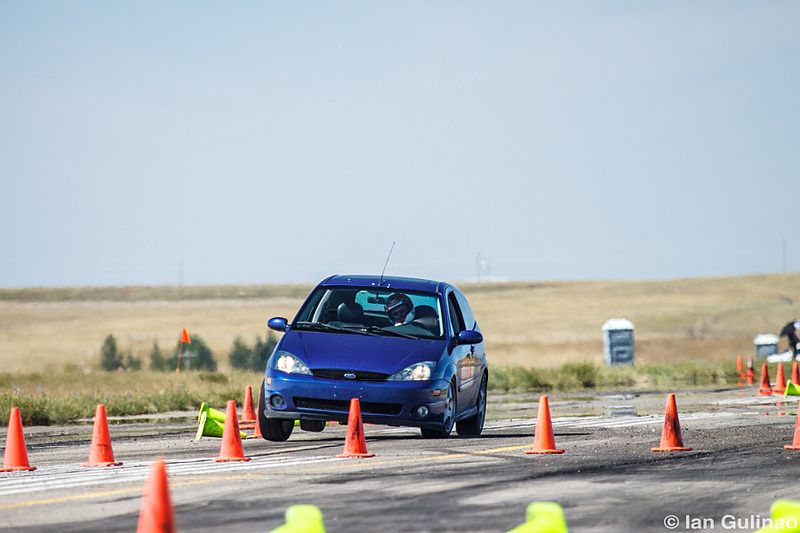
top-left (267, 317), bottom-right (289, 332)
top-left (456, 330), bottom-right (483, 345)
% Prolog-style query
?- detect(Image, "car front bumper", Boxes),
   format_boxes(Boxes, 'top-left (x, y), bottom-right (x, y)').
top-left (264, 372), bottom-right (451, 429)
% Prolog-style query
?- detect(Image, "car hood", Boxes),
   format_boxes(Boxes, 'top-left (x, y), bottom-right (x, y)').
top-left (280, 330), bottom-right (446, 374)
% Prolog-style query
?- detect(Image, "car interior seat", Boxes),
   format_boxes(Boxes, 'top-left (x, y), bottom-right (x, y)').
top-left (335, 302), bottom-right (364, 326)
top-left (412, 305), bottom-right (439, 334)
top-left (321, 291), bottom-right (356, 323)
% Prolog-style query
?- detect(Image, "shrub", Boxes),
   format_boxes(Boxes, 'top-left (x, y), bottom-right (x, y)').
top-left (124, 353), bottom-right (143, 371)
top-left (99, 334), bottom-right (122, 371)
top-left (228, 333), bottom-right (278, 371)
top-left (559, 362), bottom-right (598, 388)
top-left (251, 333), bottom-right (278, 371)
top-left (199, 372), bottom-right (228, 384)
top-left (171, 334), bottom-right (217, 372)
top-left (149, 342), bottom-right (167, 371)
top-left (228, 337), bottom-right (251, 370)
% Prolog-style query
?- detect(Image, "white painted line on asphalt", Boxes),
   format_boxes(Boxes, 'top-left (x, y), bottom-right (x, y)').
top-left (485, 411), bottom-right (741, 432)
top-left (0, 455), bottom-right (340, 497)
top-left (714, 396), bottom-right (795, 405)
top-left (0, 410), bottom-right (765, 498)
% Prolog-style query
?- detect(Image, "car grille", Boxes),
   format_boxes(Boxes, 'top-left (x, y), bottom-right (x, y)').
top-left (311, 369), bottom-right (390, 382)
top-left (293, 397), bottom-right (402, 416)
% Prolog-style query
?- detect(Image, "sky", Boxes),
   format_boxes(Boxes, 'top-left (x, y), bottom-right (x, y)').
top-left (1, 1), bottom-right (798, 287)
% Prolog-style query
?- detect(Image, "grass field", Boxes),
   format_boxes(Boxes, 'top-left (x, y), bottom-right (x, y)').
top-left (0, 370), bottom-right (264, 426)
top-left (2, 273), bottom-right (797, 425)
top-left (0, 273), bottom-right (797, 373)
top-left (1, 361), bottom-right (742, 426)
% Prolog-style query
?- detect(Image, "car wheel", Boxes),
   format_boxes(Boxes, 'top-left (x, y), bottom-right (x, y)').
top-left (420, 381), bottom-right (456, 439)
top-left (299, 420), bottom-right (326, 432)
top-left (258, 379), bottom-right (295, 442)
top-left (457, 374), bottom-right (487, 437)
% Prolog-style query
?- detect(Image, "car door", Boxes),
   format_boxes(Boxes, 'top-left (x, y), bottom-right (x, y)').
top-left (455, 290), bottom-right (485, 394)
top-left (447, 291), bottom-right (477, 412)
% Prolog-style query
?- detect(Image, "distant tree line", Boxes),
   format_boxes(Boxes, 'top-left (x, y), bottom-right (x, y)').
top-left (99, 335), bottom-right (143, 371)
top-left (98, 332), bottom-right (277, 372)
top-left (228, 333), bottom-right (278, 371)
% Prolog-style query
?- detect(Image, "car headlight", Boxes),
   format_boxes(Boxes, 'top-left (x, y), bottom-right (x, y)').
top-left (388, 361), bottom-right (435, 381)
top-left (273, 351), bottom-right (312, 375)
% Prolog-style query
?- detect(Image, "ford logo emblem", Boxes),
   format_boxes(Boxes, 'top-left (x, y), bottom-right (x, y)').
top-left (343, 372), bottom-right (356, 380)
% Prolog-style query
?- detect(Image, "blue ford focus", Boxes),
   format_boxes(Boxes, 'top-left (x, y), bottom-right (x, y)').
top-left (258, 275), bottom-right (487, 441)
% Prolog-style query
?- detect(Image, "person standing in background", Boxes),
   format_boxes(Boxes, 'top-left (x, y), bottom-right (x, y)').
top-left (780, 320), bottom-right (800, 358)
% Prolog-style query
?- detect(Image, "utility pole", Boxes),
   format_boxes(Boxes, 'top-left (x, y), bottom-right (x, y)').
top-left (476, 252), bottom-right (490, 282)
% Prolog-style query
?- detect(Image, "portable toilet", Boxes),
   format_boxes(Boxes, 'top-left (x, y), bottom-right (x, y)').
top-left (602, 318), bottom-right (635, 366)
top-left (753, 334), bottom-right (780, 359)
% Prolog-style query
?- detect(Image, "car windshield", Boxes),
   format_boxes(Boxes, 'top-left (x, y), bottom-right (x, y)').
top-left (294, 287), bottom-right (445, 340)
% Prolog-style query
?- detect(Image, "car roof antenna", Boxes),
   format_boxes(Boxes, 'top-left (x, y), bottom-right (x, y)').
top-left (379, 241), bottom-right (396, 285)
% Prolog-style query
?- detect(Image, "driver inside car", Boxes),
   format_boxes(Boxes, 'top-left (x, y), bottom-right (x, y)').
top-left (385, 293), bottom-right (415, 326)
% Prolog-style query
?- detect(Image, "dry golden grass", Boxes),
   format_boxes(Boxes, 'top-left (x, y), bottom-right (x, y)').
top-left (470, 274), bottom-right (800, 367)
top-left (0, 369), bottom-right (265, 426)
top-left (0, 273), bottom-right (798, 373)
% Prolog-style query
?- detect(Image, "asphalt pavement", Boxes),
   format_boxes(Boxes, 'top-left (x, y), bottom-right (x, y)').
top-left (2, 388), bottom-right (800, 532)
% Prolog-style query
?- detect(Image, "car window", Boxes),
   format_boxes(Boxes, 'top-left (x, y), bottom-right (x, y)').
top-left (447, 292), bottom-right (465, 335)
top-left (454, 291), bottom-right (477, 330)
top-left (295, 286), bottom-right (445, 339)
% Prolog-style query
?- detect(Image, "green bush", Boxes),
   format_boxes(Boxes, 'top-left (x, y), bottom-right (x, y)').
top-left (228, 334), bottom-right (277, 371)
top-left (488, 361), bottom-right (739, 393)
top-left (170, 334), bottom-right (217, 372)
top-left (251, 333), bottom-right (278, 370)
top-left (99, 334), bottom-right (122, 371)
top-left (149, 341), bottom-right (167, 371)
top-left (199, 372), bottom-right (228, 384)
top-left (490, 366), bottom-right (551, 392)
top-left (124, 353), bottom-right (143, 371)
top-left (559, 362), bottom-right (598, 388)
top-left (228, 337), bottom-right (251, 370)
top-left (0, 370), bottom-right (265, 426)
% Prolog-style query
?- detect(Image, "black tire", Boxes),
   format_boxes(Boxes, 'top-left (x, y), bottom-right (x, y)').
top-left (457, 374), bottom-right (487, 437)
top-left (300, 420), bottom-right (326, 432)
top-left (258, 379), bottom-right (294, 442)
top-left (420, 381), bottom-right (456, 439)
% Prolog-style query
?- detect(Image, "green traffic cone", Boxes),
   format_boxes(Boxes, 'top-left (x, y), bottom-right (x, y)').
top-left (270, 504), bottom-right (326, 533)
top-left (507, 502), bottom-right (569, 533)
top-left (197, 402), bottom-right (227, 423)
top-left (755, 499), bottom-right (800, 532)
top-left (785, 382), bottom-right (800, 397)
top-left (195, 411), bottom-right (247, 441)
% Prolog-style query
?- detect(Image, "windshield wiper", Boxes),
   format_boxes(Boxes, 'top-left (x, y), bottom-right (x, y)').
top-left (295, 321), bottom-right (376, 336)
top-left (364, 326), bottom-right (418, 340)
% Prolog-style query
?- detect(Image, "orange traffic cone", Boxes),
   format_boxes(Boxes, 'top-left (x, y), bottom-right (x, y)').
top-left (792, 361), bottom-right (800, 386)
top-left (215, 400), bottom-right (251, 462)
top-left (524, 395), bottom-right (565, 455)
top-left (82, 404), bottom-right (122, 467)
top-left (746, 357), bottom-right (755, 386)
top-left (239, 385), bottom-right (256, 429)
top-left (736, 355), bottom-right (744, 378)
top-left (250, 389), bottom-right (263, 440)
top-left (136, 460), bottom-right (176, 533)
top-left (759, 363), bottom-right (773, 396)
top-left (337, 398), bottom-right (374, 458)
top-left (774, 363), bottom-right (787, 396)
top-left (784, 408), bottom-right (800, 450)
top-left (1, 407), bottom-right (36, 472)
top-left (652, 393), bottom-right (692, 452)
